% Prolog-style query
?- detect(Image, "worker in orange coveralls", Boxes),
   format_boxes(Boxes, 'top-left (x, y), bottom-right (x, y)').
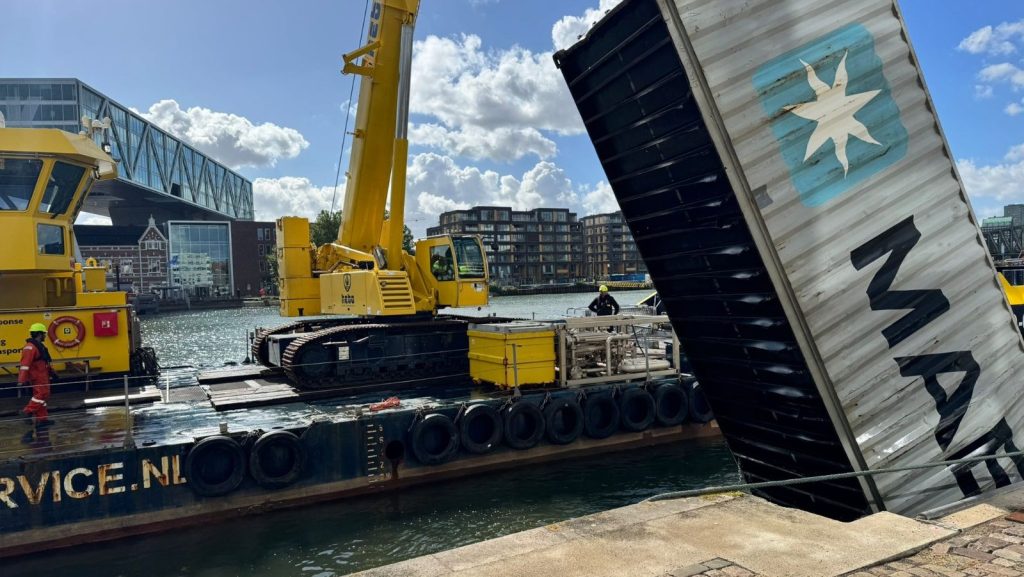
top-left (19, 322), bottom-right (56, 427)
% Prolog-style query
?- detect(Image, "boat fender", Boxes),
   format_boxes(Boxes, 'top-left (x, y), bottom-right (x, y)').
top-left (185, 435), bottom-right (247, 497)
top-left (503, 401), bottom-right (545, 450)
top-left (249, 430), bottom-right (305, 489)
top-left (619, 387), bottom-right (656, 432)
top-left (410, 413), bottom-right (460, 465)
top-left (582, 393), bottom-right (619, 439)
top-left (654, 382), bottom-right (689, 427)
top-left (544, 397), bottom-right (584, 445)
top-left (688, 380), bottom-right (714, 424)
top-left (459, 404), bottom-right (504, 454)
top-left (49, 316), bottom-right (86, 349)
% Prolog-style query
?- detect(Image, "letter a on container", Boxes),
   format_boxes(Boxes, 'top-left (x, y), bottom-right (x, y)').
top-left (752, 24), bottom-right (908, 207)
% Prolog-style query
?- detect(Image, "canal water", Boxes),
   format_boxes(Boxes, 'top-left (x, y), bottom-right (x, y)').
top-left (8, 290), bottom-right (741, 576)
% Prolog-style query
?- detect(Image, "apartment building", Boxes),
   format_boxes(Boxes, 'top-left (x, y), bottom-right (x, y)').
top-left (427, 206), bottom-right (584, 284)
top-left (581, 212), bottom-right (647, 280)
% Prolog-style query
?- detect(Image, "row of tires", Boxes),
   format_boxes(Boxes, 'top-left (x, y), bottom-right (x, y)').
top-left (410, 381), bottom-right (711, 466)
top-left (183, 380), bottom-right (712, 497)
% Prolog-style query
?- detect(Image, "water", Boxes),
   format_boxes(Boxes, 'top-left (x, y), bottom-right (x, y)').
top-left (11, 290), bottom-right (740, 576)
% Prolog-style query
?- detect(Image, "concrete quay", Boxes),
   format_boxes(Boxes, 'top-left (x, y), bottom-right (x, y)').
top-left (349, 492), bottom-right (1024, 577)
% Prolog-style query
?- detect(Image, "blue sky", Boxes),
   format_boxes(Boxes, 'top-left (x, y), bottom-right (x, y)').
top-left (5, 1), bottom-right (1024, 235)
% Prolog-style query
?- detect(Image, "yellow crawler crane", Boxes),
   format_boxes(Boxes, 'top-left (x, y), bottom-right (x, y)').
top-left (0, 122), bottom-right (155, 385)
top-left (255, 0), bottom-right (493, 389)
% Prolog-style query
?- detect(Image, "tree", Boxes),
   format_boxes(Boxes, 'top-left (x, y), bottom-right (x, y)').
top-left (310, 209), bottom-right (342, 247)
top-left (310, 208), bottom-right (414, 253)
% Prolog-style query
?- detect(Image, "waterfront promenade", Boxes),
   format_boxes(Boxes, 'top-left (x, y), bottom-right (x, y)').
top-left (351, 491), bottom-right (1024, 577)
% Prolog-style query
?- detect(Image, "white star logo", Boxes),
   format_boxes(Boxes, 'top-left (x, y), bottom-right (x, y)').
top-left (785, 51), bottom-right (882, 176)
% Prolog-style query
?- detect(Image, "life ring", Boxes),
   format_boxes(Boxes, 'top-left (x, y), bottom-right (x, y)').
top-left (654, 382), bottom-right (689, 427)
top-left (619, 387), bottom-right (656, 432)
top-left (49, 316), bottom-right (85, 349)
top-left (503, 401), bottom-right (545, 450)
top-left (544, 397), bottom-right (584, 445)
top-left (582, 393), bottom-right (619, 439)
top-left (249, 430), bottom-right (305, 489)
top-left (688, 380), bottom-right (714, 423)
top-left (459, 404), bottom-right (503, 454)
top-left (410, 413), bottom-right (459, 465)
top-left (185, 436), bottom-right (246, 497)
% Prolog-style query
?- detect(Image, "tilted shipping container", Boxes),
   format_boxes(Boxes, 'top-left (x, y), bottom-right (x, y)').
top-left (555, 0), bottom-right (1024, 519)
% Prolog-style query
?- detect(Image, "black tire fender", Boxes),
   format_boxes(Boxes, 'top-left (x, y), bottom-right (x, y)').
top-left (688, 380), bottom-right (714, 424)
top-left (654, 382), bottom-right (689, 427)
top-left (619, 387), bottom-right (656, 432)
top-left (249, 430), bottom-right (305, 489)
top-left (544, 398), bottom-right (584, 445)
top-left (582, 393), bottom-right (619, 439)
top-left (460, 404), bottom-right (504, 454)
top-left (185, 435), bottom-right (246, 497)
top-left (503, 401), bottom-right (545, 450)
top-left (410, 413), bottom-right (459, 465)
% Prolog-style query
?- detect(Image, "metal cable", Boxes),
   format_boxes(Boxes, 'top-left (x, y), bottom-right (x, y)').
top-left (644, 450), bottom-right (1024, 503)
top-left (330, 0), bottom-right (372, 214)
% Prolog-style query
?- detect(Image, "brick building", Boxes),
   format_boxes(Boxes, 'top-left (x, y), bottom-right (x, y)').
top-left (75, 217), bottom-right (169, 293)
top-left (427, 206), bottom-right (584, 285)
top-left (581, 212), bottom-right (647, 280)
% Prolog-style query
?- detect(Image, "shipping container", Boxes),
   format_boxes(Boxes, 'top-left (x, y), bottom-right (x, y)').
top-left (555, 0), bottom-right (1024, 519)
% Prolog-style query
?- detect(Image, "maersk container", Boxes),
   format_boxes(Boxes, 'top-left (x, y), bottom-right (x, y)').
top-left (555, 0), bottom-right (1024, 519)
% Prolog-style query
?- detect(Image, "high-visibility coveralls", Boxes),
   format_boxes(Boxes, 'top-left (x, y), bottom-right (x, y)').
top-left (19, 338), bottom-right (53, 421)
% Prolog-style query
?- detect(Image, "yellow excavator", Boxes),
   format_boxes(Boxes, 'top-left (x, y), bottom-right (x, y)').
top-left (253, 0), bottom-right (494, 388)
top-left (0, 119), bottom-right (158, 385)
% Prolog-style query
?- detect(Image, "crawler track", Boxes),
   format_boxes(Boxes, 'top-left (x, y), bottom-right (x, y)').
top-left (280, 319), bottom-right (472, 390)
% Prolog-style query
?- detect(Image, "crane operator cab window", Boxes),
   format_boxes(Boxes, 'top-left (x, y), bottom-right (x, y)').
top-left (452, 237), bottom-right (485, 279)
top-left (430, 245), bottom-right (454, 281)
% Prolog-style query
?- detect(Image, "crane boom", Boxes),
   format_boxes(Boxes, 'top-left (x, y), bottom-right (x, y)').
top-left (338, 0), bottom-right (419, 267)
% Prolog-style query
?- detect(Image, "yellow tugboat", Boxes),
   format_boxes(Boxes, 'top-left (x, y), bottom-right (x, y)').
top-left (0, 116), bottom-right (156, 386)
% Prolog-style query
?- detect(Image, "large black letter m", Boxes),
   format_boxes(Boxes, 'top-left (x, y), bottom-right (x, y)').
top-left (850, 216), bottom-right (950, 347)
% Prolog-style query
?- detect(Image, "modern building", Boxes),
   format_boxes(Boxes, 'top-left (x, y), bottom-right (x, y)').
top-left (76, 218), bottom-right (170, 294)
top-left (581, 212), bottom-right (646, 280)
top-left (0, 78), bottom-right (254, 224)
top-left (427, 206), bottom-right (584, 285)
top-left (1004, 204), bottom-right (1024, 227)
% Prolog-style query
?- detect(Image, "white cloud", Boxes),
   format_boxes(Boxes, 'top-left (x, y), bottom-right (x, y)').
top-left (979, 62), bottom-right (1024, 87)
top-left (253, 177), bottom-right (340, 222)
top-left (1006, 102), bottom-right (1024, 116)
top-left (552, 0), bottom-right (623, 50)
top-left (958, 22), bottom-right (1024, 56)
top-left (959, 154), bottom-right (1024, 207)
top-left (975, 84), bottom-right (994, 99)
top-left (75, 212), bottom-right (112, 226)
top-left (408, 33), bottom-right (583, 162)
top-left (137, 100), bottom-right (309, 170)
top-left (403, 153), bottom-right (615, 237)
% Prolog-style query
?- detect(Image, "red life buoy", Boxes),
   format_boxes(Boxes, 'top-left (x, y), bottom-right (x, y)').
top-left (49, 316), bottom-right (86, 349)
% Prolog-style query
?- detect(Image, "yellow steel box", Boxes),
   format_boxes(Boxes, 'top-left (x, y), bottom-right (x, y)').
top-left (468, 321), bottom-right (556, 388)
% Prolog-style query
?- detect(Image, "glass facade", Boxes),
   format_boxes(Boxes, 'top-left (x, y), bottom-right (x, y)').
top-left (168, 221), bottom-right (233, 297)
top-left (0, 79), bottom-right (254, 220)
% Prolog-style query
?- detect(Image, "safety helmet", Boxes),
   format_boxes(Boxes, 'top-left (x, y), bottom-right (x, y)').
top-left (599, 285), bottom-right (608, 292)
top-left (30, 322), bottom-right (47, 333)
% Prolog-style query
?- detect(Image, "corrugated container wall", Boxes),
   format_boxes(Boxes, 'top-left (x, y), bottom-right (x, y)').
top-left (556, 0), bottom-right (1024, 519)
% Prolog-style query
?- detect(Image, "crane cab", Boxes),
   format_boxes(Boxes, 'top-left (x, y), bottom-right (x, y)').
top-left (416, 235), bottom-right (489, 309)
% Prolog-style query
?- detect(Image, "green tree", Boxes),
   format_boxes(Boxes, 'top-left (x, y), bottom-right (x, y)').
top-left (403, 224), bottom-right (414, 253)
top-left (310, 209), bottom-right (342, 247)
top-left (264, 253), bottom-right (279, 293)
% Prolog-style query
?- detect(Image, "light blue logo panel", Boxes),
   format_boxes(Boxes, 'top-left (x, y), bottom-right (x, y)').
top-left (753, 24), bottom-right (907, 207)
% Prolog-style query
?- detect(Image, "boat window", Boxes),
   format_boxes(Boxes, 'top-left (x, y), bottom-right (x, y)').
top-left (0, 158), bottom-right (42, 211)
top-left (37, 223), bottom-right (65, 255)
top-left (39, 161), bottom-right (85, 215)
top-left (453, 237), bottom-right (486, 279)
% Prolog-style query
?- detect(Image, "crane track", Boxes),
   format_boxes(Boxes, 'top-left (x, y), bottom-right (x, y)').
top-left (280, 319), bottom-right (472, 390)
top-left (251, 317), bottom-right (392, 366)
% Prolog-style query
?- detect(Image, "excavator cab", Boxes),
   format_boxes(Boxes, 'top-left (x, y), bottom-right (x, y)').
top-left (416, 235), bottom-right (489, 309)
top-left (997, 265), bottom-right (1024, 334)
